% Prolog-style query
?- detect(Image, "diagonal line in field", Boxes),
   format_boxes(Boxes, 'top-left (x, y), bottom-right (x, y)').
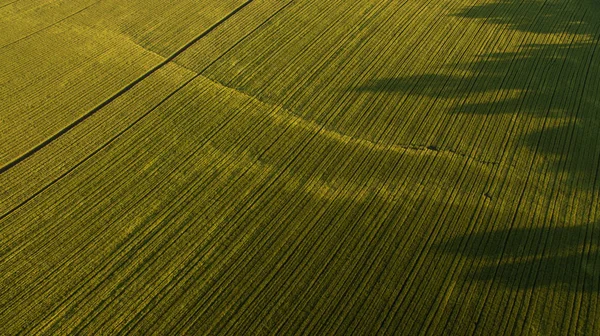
top-left (0, 0), bottom-right (254, 176)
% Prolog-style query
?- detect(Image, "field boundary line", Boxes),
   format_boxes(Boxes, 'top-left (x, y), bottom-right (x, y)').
top-left (0, 0), bottom-right (19, 10)
top-left (202, 73), bottom-right (500, 166)
top-left (0, 0), bottom-right (253, 176)
top-left (0, 0), bottom-right (295, 224)
top-left (0, 0), bottom-right (104, 50)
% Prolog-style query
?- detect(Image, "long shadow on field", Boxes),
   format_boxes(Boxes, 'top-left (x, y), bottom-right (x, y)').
top-left (357, 0), bottom-right (600, 291)
top-left (436, 223), bottom-right (600, 291)
top-left (356, 0), bottom-right (600, 188)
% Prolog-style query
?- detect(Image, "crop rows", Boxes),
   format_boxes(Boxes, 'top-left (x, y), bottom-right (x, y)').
top-left (1, 0), bottom-right (600, 334)
top-left (0, 0), bottom-right (246, 166)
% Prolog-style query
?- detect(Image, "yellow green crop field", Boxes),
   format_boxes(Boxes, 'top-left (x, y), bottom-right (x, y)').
top-left (1, 0), bottom-right (600, 334)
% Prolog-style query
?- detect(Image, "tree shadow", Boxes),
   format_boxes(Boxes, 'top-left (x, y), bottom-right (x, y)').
top-left (355, 0), bottom-right (600, 189)
top-left (435, 222), bottom-right (600, 291)
top-left (355, 0), bottom-right (600, 291)
top-left (454, 0), bottom-right (599, 35)
top-left (356, 43), bottom-right (595, 117)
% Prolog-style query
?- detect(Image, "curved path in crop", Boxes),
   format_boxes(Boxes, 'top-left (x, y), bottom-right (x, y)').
top-left (1, 0), bottom-right (599, 334)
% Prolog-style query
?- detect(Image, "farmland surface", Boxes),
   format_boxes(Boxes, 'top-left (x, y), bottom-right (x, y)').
top-left (1, 0), bottom-right (600, 334)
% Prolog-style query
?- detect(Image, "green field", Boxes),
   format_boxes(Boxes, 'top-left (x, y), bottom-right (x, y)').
top-left (1, 0), bottom-right (600, 334)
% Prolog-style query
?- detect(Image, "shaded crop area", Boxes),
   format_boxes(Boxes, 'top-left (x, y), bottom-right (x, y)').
top-left (1, 0), bottom-right (599, 334)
